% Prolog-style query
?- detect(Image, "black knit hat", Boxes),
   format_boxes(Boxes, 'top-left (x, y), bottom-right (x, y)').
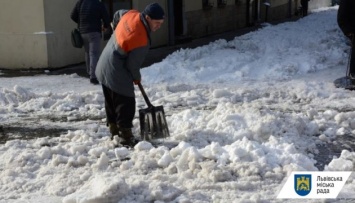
top-left (143, 3), bottom-right (165, 20)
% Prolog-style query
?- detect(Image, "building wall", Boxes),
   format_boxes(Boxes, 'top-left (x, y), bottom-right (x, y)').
top-left (270, 0), bottom-right (289, 7)
top-left (184, 0), bottom-right (297, 39)
top-left (264, 0), bottom-right (290, 22)
top-left (185, 0), bottom-right (332, 40)
top-left (44, 0), bottom-right (84, 68)
top-left (0, 0), bottom-right (86, 69)
top-left (185, 0), bottom-right (247, 38)
top-left (309, 0), bottom-right (332, 10)
top-left (0, 0), bottom-right (48, 69)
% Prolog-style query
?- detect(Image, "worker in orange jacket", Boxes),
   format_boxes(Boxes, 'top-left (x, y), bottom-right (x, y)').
top-left (95, 3), bottom-right (165, 146)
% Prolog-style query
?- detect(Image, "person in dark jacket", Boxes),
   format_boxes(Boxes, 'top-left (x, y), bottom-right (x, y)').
top-left (338, 0), bottom-right (355, 78)
top-left (71, 0), bottom-right (110, 85)
top-left (300, 0), bottom-right (310, 17)
top-left (95, 3), bottom-right (165, 146)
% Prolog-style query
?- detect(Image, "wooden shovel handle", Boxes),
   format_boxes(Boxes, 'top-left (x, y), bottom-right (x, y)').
top-left (138, 82), bottom-right (153, 108)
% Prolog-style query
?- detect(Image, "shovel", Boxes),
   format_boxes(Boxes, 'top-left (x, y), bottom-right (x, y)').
top-left (137, 83), bottom-right (170, 141)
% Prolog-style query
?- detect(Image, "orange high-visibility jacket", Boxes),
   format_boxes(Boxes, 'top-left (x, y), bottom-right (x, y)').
top-left (115, 10), bottom-right (149, 53)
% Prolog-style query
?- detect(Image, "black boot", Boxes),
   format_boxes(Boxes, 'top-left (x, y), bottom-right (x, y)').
top-left (108, 123), bottom-right (119, 140)
top-left (90, 78), bottom-right (99, 85)
top-left (118, 128), bottom-right (138, 147)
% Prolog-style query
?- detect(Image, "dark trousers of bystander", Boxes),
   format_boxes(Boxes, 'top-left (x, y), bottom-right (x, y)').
top-left (82, 32), bottom-right (101, 80)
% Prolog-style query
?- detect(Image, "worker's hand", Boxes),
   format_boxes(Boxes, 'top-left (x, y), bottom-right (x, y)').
top-left (133, 80), bottom-right (141, 85)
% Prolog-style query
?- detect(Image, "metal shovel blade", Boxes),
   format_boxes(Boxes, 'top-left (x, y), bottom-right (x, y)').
top-left (137, 83), bottom-right (170, 141)
top-left (139, 105), bottom-right (170, 141)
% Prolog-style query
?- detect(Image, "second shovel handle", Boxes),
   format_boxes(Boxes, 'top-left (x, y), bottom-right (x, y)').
top-left (138, 82), bottom-right (153, 107)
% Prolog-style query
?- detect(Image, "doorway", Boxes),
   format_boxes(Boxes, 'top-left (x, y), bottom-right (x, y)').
top-left (102, 0), bottom-right (132, 20)
top-left (246, 0), bottom-right (260, 26)
top-left (174, 0), bottom-right (184, 37)
top-left (173, 0), bottom-right (190, 43)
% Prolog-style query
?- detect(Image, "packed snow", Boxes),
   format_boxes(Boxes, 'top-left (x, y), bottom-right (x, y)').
top-left (0, 6), bottom-right (354, 203)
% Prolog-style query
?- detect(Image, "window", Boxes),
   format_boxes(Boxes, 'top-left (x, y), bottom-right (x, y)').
top-left (217, 0), bottom-right (227, 8)
top-left (102, 0), bottom-right (132, 20)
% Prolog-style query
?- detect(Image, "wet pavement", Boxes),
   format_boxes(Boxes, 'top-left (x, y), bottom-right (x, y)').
top-left (313, 134), bottom-right (355, 170)
top-left (0, 126), bottom-right (67, 145)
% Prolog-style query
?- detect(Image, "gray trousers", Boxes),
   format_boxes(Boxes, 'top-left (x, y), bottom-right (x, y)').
top-left (81, 32), bottom-right (101, 79)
